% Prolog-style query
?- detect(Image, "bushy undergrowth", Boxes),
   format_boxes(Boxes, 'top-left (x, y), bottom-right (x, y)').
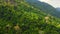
top-left (0, 0), bottom-right (60, 34)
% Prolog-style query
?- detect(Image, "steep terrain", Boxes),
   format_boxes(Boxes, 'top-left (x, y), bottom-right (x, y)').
top-left (25, 0), bottom-right (60, 18)
top-left (0, 0), bottom-right (60, 34)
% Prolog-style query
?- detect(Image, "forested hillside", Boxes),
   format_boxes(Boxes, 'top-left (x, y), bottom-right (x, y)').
top-left (0, 0), bottom-right (60, 34)
top-left (25, 0), bottom-right (60, 18)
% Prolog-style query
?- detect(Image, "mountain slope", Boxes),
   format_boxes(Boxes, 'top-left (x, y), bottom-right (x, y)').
top-left (0, 0), bottom-right (60, 34)
top-left (25, 0), bottom-right (60, 18)
top-left (56, 8), bottom-right (60, 11)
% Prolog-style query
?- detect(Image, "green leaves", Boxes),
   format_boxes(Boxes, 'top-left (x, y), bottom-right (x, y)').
top-left (0, 0), bottom-right (60, 34)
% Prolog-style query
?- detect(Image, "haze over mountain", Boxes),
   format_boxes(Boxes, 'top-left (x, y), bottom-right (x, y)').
top-left (39, 0), bottom-right (60, 8)
top-left (56, 8), bottom-right (60, 11)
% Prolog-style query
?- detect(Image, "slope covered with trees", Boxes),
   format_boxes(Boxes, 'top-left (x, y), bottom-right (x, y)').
top-left (0, 0), bottom-right (60, 34)
top-left (25, 0), bottom-right (60, 18)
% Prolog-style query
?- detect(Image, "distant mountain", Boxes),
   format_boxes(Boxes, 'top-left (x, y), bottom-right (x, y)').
top-left (25, 0), bottom-right (60, 18)
top-left (56, 8), bottom-right (60, 11)
top-left (54, 8), bottom-right (60, 17)
top-left (25, 0), bottom-right (55, 13)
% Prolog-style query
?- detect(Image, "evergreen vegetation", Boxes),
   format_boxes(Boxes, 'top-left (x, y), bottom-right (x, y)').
top-left (0, 0), bottom-right (60, 34)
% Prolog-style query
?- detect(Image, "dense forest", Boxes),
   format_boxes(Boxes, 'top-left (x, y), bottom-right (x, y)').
top-left (0, 0), bottom-right (60, 34)
top-left (25, 0), bottom-right (60, 18)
